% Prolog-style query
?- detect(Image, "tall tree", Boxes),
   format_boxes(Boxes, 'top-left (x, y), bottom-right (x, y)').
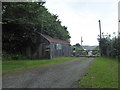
top-left (2, 2), bottom-right (71, 54)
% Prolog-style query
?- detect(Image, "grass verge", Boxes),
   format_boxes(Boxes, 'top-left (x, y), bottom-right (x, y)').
top-left (2, 57), bottom-right (79, 73)
top-left (78, 57), bottom-right (118, 88)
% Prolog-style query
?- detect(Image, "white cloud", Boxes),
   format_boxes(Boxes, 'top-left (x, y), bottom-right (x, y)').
top-left (45, 0), bottom-right (118, 45)
top-left (46, 0), bottom-right (119, 3)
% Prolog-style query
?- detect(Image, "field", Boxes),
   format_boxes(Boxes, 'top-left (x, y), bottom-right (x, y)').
top-left (78, 57), bottom-right (118, 88)
top-left (2, 57), bottom-right (78, 73)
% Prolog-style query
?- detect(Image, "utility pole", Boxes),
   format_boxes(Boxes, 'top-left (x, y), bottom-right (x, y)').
top-left (81, 36), bottom-right (83, 46)
top-left (98, 20), bottom-right (102, 56)
top-left (118, 2), bottom-right (120, 60)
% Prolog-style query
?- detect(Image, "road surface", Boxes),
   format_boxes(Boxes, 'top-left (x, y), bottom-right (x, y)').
top-left (3, 58), bottom-right (94, 88)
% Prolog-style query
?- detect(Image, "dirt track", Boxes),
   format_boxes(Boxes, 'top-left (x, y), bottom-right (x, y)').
top-left (3, 57), bottom-right (94, 88)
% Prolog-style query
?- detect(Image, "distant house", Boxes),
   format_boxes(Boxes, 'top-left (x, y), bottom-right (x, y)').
top-left (25, 33), bottom-right (72, 59)
top-left (88, 51), bottom-right (92, 56)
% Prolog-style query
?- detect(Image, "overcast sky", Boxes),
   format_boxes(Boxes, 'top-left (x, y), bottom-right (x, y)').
top-left (45, 0), bottom-right (119, 46)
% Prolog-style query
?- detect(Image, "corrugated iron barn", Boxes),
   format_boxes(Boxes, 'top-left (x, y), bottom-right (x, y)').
top-left (25, 33), bottom-right (72, 59)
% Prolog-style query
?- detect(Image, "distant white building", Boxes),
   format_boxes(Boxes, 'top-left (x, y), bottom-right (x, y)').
top-left (88, 51), bottom-right (92, 56)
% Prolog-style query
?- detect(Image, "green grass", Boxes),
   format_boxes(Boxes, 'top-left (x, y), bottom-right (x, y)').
top-left (78, 57), bottom-right (118, 88)
top-left (2, 57), bottom-right (79, 73)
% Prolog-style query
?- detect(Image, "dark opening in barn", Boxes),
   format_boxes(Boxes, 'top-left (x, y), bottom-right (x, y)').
top-left (25, 33), bottom-right (72, 59)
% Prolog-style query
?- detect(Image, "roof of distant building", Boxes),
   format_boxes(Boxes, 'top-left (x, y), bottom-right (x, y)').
top-left (38, 33), bottom-right (70, 45)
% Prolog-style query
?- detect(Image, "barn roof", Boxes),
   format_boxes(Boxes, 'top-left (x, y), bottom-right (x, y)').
top-left (39, 33), bottom-right (70, 45)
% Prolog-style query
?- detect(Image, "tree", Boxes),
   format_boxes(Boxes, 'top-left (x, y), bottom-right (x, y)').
top-left (2, 2), bottom-right (71, 54)
top-left (74, 43), bottom-right (80, 47)
top-left (97, 32), bottom-right (120, 59)
top-left (73, 43), bottom-right (83, 51)
top-left (2, 2), bottom-right (43, 53)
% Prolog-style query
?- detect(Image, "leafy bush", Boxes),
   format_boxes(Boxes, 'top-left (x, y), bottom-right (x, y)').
top-left (98, 33), bottom-right (120, 59)
top-left (2, 51), bottom-right (27, 61)
top-left (2, 51), bottom-right (12, 61)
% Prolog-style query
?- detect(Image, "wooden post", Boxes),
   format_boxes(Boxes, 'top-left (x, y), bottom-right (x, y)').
top-left (81, 36), bottom-right (83, 46)
top-left (98, 20), bottom-right (102, 56)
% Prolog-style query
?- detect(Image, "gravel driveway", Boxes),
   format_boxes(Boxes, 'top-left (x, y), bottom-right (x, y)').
top-left (3, 57), bottom-right (94, 88)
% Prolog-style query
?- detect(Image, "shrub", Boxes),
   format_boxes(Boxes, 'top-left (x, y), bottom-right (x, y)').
top-left (2, 51), bottom-right (27, 61)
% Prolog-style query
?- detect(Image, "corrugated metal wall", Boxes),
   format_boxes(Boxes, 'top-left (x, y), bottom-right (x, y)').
top-left (50, 42), bottom-right (72, 59)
